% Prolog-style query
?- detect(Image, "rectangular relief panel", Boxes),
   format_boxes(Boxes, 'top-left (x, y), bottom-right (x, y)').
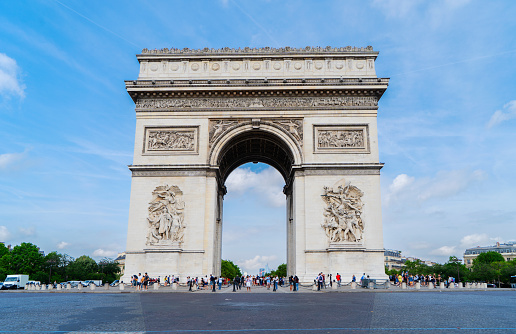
top-left (143, 126), bottom-right (199, 155)
top-left (314, 124), bottom-right (369, 154)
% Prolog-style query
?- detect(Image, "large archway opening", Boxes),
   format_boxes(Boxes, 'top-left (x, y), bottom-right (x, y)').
top-left (212, 128), bottom-right (299, 277)
top-left (222, 162), bottom-right (286, 275)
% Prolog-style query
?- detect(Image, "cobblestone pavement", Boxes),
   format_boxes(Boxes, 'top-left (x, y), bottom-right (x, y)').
top-left (0, 288), bottom-right (515, 333)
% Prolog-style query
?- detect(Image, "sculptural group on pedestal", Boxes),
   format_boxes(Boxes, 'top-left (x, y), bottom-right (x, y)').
top-left (146, 185), bottom-right (185, 245)
top-left (321, 181), bottom-right (364, 243)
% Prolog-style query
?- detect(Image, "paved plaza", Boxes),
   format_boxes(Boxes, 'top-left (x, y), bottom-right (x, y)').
top-left (0, 288), bottom-right (514, 333)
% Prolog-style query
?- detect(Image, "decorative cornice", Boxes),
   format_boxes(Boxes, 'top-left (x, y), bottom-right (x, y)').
top-left (140, 46), bottom-right (375, 56)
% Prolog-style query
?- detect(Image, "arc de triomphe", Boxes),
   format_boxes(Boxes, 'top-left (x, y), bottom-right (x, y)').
top-left (121, 46), bottom-right (389, 283)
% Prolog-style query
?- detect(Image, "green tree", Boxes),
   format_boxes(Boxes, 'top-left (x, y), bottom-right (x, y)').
top-left (270, 263), bottom-right (287, 277)
top-left (0, 243), bottom-right (10, 280)
top-left (97, 258), bottom-right (121, 283)
top-left (67, 255), bottom-right (98, 280)
top-left (473, 251), bottom-right (505, 265)
top-left (0, 242), bottom-right (45, 277)
top-left (221, 259), bottom-right (242, 279)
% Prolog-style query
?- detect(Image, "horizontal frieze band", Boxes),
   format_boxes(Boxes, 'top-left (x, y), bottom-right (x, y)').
top-left (135, 95), bottom-right (378, 111)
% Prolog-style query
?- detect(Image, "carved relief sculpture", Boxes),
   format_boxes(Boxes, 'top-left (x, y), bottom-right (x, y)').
top-left (274, 119), bottom-right (303, 143)
top-left (147, 129), bottom-right (195, 151)
top-left (209, 120), bottom-right (238, 145)
top-left (321, 180), bottom-right (364, 243)
top-left (146, 185), bottom-right (186, 246)
top-left (136, 96), bottom-right (378, 111)
top-left (318, 130), bottom-right (364, 148)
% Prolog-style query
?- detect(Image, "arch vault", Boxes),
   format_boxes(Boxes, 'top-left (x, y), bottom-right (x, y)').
top-left (122, 46), bottom-right (389, 283)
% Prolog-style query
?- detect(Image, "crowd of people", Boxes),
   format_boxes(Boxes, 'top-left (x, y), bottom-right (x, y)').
top-left (390, 272), bottom-right (458, 287)
top-left (127, 272), bottom-right (379, 291)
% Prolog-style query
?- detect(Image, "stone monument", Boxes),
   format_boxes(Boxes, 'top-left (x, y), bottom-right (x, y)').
top-left (121, 46), bottom-right (389, 283)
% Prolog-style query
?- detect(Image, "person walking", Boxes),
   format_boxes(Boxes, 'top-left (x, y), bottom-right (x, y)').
top-left (336, 273), bottom-right (341, 287)
top-left (294, 275), bottom-right (299, 291)
top-left (246, 275), bottom-right (252, 292)
top-left (210, 274), bottom-right (216, 292)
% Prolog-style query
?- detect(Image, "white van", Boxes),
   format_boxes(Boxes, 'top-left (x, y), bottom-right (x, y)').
top-left (1, 275), bottom-right (29, 289)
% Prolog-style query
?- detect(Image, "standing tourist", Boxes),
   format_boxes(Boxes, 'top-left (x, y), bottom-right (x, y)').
top-left (336, 273), bottom-right (341, 287)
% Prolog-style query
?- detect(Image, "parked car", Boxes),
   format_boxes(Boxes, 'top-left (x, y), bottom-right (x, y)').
top-left (486, 283), bottom-right (497, 288)
top-left (83, 280), bottom-right (102, 287)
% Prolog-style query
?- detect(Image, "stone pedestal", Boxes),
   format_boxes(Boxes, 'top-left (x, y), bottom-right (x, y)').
top-left (401, 282), bottom-right (407, 289)
top-left (449, 282), bottom-right (454, 289)
top-left (439, 282), bottom-right (445, 289)
top-left (104, 283), bottom-right (109, 290)
top-left (48, 284), bottom-right (53, 290)
top-left (41, 284), bottom-right (46, 290)
top-left (415, 282), bottom-right (420, 290)
top-left (119, 284), bottom-right (125, 291)
top-left (351, 282), bottom-right (356, 289)
top-left (172, 282), bottom-right (178, 290)
top-left (331, 283), bottom-right (337, 290)
top-left (78, 284), bottom-right (82, 291)
top-left (428, 282), bottom-right (434, 289)
top-left (67, 283), bottom-right (71, 290)
top-left (312, 284), bottom-right (318, 291)
top-left (56, 284), bottom-right (61, 291)
top-left (457, 282), bottom-right (463, 289)
top-left (153, 283), bottom-right (159, 290)
top-left (89, 284), bottom-right (96, 291)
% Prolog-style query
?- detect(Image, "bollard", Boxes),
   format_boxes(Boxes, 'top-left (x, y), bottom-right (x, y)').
top-left (78, 283), bottom-right (83, 291)
top-left (48, 284), bottom-right (53, 290)
top-left (331, 283), bottom-right (337, 290)
top-left (56, 284), bottom-right (61, 291)
top-left (153, 283), bottom-right (159, 290)
top-left (172, 282), bottom-right (178, 290)
top-left (483, 283), bottom-right (488, 289)
top-left (439, 282), bottom-right (445, 289)
top-left (25, 283), bottom-right (30, 290)
top-left (415, 282), bottom-right (421, 290)
top-left (119, 283), bottom-right (125, 291)
top-left (312, 284), bottom-right (318, 291)
top-left (457, 282), bottom-right (462, 289)
top-left (428, 282), bottom-right (434, 289)
top-left (67, 283), bottom-right (72, 290)
top-left (368, 282), bottom-right (375, 290)
top-left (104, 283), bottom-right (110, 290)
top-left (401, 282), bottom-right (407, 289)
top-left (449, 282), bottom-right (454, 289)
top-left (90, 284), bottom-right (96, 291)
top-left (41, 284), bottom-right (46, 290)
top-left (351, 282), bottom-right (356, 289)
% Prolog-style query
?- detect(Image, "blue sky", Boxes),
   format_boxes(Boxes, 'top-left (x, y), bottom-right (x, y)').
top-left (1, 0), bottom-right (515, 274)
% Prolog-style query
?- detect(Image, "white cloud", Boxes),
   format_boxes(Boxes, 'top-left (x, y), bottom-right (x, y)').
top-left (226, 166), bottom-right (285, 207)
top-left (385, 169), bottom-right (485, 206)
top-left (0, 53), bottom-right (25, 99)
top-left (0, 151), bottom-right (27, 170)
top-left (92, 248), bottom-right (117, 258)
top-left (430, 245), bottom-right (457, 256)
top-left (19, 227), bottom-right (35, 236)
top-left (237, 255), bottom-right (277, 272)
top-left (417, 169), bottom-right (485, 201)
top-left (0, 226), bottom-right (11, 241)
top-left (487, 100), bottom-right (516, 128)
top-left (459, 233), bottom-right (503, 249)
top-left (57, 241), bottom-right (70, 250)
top-left (385, 174), bottom-right (414, 205)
